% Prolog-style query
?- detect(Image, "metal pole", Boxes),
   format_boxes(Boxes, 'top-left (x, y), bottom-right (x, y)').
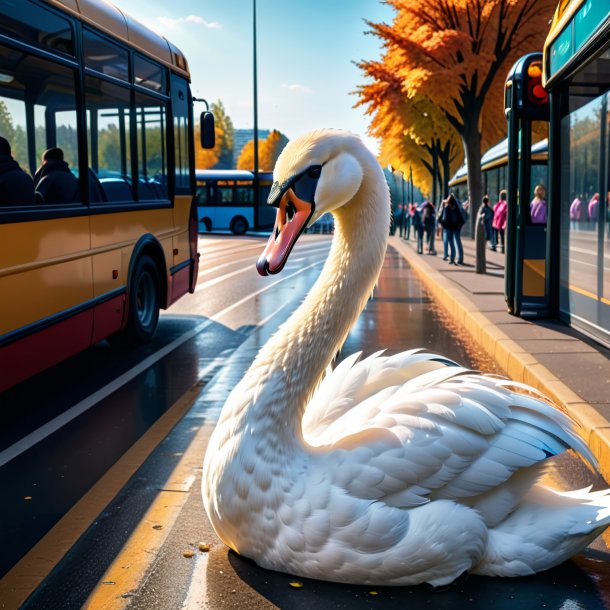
top-left (253, 0), bottom-right (260, 229)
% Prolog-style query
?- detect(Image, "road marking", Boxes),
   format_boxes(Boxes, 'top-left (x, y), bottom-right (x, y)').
top-left (0, 379), bottom-right (211, 610)
top-left (198, 241), bottom-right (330, 278)
top-left (196, 244), bottom-right (329, 291)
top-left (83, 424), bottom-right (216, 610)
top-left (0, 258), bottom-right (324, 468)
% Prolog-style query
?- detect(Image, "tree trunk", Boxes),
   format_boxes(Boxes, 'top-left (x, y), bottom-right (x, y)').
top-left (461, 123), bottom-right (483, 268)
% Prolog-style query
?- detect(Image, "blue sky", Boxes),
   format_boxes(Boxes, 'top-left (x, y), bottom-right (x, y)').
top-left (112, 0), bottom-right (393, 153)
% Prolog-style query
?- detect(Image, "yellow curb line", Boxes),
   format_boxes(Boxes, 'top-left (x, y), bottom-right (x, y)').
top-left (0, 382), bottom-right (204, 610)
top-left (83, 423), bottom-right (214, 610)
top-left (389, 237), bottom-right (610, 481)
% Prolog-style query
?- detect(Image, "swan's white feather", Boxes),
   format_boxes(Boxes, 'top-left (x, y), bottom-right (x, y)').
top-left (202, 129), bottom-right (610, 587)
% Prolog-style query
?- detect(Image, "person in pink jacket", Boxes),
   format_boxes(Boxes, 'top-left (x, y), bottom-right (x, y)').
top-left (491, 189), bottom-right (508, 253)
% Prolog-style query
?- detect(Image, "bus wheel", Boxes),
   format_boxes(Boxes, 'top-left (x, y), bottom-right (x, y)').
top-left (110, 255), bottom-right (160, 346)
top-left (202, 218), bottom-right (212, 232)
top-left (230, 216), bottom-right (249, 235)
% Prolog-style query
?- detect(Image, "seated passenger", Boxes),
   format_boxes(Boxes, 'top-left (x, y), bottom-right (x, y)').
top-left (34, 147), bottom-right (79, 204)
top-left (0, 136), bottom-right (35, 205)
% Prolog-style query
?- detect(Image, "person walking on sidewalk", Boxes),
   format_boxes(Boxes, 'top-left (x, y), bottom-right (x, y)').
top-left (492, 190), bottom-right (508, 253)
top-left (412, 204), bottom-right (424, 254)
top-left (438, 193), bottom-right (465, 265)
top-left (479, 195), bottom-right (494, 246)
top-left (421, 200), bottom-right (436, 255)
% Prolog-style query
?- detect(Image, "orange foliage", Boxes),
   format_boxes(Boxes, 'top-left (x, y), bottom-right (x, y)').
top-left (236, 129), bottom-right (289, 171)
top-left (357, 0), bottom-right (556, 214)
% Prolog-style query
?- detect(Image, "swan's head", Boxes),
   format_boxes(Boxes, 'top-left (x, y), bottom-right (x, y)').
top-left (256, 129), bottom-right (367, 276)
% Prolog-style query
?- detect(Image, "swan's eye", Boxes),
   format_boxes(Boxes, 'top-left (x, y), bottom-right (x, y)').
top-left (307, 165), bottom-right (322, 179)
top-left (286, 200), bottom-right (297, 221)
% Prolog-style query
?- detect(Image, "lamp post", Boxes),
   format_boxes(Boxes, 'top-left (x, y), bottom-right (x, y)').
top-left (253, 0), bottom-right (259, 229)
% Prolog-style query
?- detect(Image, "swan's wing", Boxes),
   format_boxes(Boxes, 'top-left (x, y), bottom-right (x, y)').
top-left (308, 367), bottom-right (593, 509)
top-left (302, 349), bottom-right (458, 439)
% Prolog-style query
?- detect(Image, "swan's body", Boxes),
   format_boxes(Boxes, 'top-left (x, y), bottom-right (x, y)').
top-left (202, 129), bottom-right (610, 586)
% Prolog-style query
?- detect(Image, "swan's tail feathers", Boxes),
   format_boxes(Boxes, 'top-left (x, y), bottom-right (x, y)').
top-left (474, 484), bottom-right (610, 577)
top-left (500, 381), bottom-right (598, 469)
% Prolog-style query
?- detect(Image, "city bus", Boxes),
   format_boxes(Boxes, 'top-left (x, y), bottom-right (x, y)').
top-left (0, 0), bottom-right (213, 392)
top-left (196, 169), bottom-right (275, 234)
top-left (504, 0), bottom-right (610, 346)
top-left (448, 138), bottom-right (549, 207)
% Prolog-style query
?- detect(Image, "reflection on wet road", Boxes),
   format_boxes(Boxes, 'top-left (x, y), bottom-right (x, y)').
top-left (2, 234), bottom-right (610, 609)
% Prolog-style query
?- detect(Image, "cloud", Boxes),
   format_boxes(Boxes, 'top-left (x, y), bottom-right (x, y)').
top-left (281, 83), bottom-right (313, 94)
top-left (157, 15), bottom-right (221, 29)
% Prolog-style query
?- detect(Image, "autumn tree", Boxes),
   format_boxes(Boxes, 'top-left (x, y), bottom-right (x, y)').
top-left (195, 100), bottom-right (234, 169)
top-left (237, 129), bottom-right (289, 171)
top-left (357, 57), bottom-right (462, 201)
top-left (362, 0), bottom-right (555, 269)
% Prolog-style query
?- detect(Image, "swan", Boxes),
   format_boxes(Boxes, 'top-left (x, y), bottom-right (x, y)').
top-left (201, 128), bottom-right (610, 587)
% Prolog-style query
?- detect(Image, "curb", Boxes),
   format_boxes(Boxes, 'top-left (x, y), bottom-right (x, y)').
top-left (389, 236), bottom-right (610, 481)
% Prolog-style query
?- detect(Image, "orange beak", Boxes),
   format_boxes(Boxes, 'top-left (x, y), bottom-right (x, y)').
top-left (256, 188), bottom-right (314, 275)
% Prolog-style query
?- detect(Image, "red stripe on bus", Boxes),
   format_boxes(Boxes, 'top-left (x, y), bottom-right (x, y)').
top-left (169, 264), bottom-right (190, 306)
top-left (0, 310), bottom-right (94, 392)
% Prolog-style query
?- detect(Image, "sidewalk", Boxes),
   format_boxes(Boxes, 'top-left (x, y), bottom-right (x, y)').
top-left (389, 234), bottom-right (610, 480)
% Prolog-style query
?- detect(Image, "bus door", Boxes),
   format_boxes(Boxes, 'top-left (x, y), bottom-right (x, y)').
top-left (504, 53), bottom-right (550, 317)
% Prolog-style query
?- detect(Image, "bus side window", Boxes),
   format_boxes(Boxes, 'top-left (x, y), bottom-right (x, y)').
top-left (0, 44), bottom-right (81, 206)
top-left (135, 92), bottom-right (168, 201)
top-left (85, 76), bottom-right (134, 203)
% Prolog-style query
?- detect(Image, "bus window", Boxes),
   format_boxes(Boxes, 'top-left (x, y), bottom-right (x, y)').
top-left (171, 75), bottom-right (192, 194)
top-left (135, 93), bottom-right (168, 200)
top-left (86, 77), bottom-right (133, 203)
top-left (0, 0), bottom-right (74, 57)
top-left (134, 54), bottom-right (166, 94)
top-left (0, 45), bottom-right (80, 205)
top-left (83, 28), bottom-right (129, 82)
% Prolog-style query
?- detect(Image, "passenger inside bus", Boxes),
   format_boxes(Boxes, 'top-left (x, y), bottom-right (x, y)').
top-left (34, 147), bottom-right (79, 204)
top-left (0, 136), bottom-right (35, 205)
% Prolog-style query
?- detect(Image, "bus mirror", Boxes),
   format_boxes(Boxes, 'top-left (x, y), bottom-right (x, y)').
top-left (200, 111), bottom-right (215, 149)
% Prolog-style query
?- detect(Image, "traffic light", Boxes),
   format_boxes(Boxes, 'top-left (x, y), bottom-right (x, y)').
top-left (505, 52), bottom-right (550, 121)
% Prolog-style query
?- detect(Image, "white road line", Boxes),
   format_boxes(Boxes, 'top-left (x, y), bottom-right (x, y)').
top-left (198, 241), bottom-right (330, 277)
top-left (0, 259), bottom-right (324, 468)
top-left (196, 245), bottom-right (329, 290)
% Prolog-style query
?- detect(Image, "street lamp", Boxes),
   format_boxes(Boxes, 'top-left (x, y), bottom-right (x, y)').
top-left (253, 0), bottom-right (259, 229)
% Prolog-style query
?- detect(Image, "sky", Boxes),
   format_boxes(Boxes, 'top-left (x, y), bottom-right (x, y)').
top-left (111, 0), bottom-right (394, 155)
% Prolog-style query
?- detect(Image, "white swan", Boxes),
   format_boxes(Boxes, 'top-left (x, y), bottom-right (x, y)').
top-left (202, 128), bottom-right (610, 587)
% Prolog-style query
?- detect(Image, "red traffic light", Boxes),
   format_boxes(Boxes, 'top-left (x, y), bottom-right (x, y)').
top-left (526, 61), bottom-right (549, 106)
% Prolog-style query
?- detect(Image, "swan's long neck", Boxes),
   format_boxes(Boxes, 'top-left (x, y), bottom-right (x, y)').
top-left (234, 161), bottom-right (390, 449)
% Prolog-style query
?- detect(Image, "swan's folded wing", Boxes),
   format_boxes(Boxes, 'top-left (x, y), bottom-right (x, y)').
top-left (302, 349), bottom-right (459, 439)
top-left (311, 372), bottom-right (590, 508)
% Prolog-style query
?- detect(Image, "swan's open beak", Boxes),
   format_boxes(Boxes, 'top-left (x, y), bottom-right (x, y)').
top-left (256, 188), bottom-right (314, 275)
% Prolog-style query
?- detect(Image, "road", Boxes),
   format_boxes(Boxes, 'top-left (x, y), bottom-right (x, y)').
top-left (1, 233), bottom-right (610, 609)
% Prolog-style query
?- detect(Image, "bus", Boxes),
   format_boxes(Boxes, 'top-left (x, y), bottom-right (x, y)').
top-left (448, 138), bottom-right (548, 207)
top-left (0, 0), bottom-right (213, 392)
top-left (504, 0), bottom-right (610, 346)
top-left (195, 169), bottom-right (275, 234)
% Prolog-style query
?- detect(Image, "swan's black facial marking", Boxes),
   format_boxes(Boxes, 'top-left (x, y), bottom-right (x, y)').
top-left (268, 164), bottom-right (323, 208)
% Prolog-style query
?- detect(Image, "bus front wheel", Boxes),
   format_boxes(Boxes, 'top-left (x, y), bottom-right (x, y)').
top-left (110, 254), bottom-right (160, 346)
top-left (201, 218), bottom-right (212, 232)
top-left (230, 216), bottom-right (249, 235)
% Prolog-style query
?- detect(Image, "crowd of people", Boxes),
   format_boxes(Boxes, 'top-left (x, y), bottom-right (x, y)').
top-left (392, 183), bottom-right (554, 264)
top-left (0, 136), bottom-right (78, 205)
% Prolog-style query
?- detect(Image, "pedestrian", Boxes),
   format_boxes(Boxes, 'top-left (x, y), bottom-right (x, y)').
top-left (479, 195), bottom-right (494, 244)
top-left (438, 193), bottom-right (465, 265)
top-left (570, 194), bottom-right (582, 231)
top-left (588, 192), bottom-right (599, 224)
top-left (0, 136), bottom-right (35, 205)
top-left (492, 190), bottom-right (508, 253)
top-left (530, 184), bottom-right (547, 225)
top-left (395, 204), bottom-right (405, 238)
top-left (421, 200), bottom-right (436, 255)
top-left (412, 204), bottom-right (424, 254)
top-left (34, 147), bottom-right (79, 204)
top-left (403, 203), bottom-right (412, 240)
